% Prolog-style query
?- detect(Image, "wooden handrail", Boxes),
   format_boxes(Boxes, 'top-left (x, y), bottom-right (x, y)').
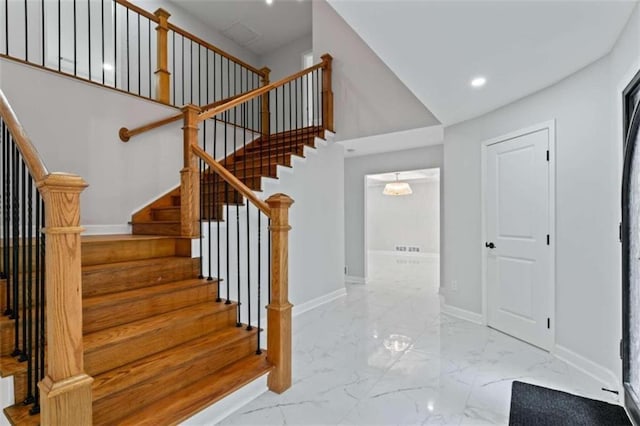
top-left (198, 61), bottom-right (325, 123)
top-left (191, 144), bottom-right (271, 216)
top-left (119, 93), bottom-right (249, 142)
top-left (167, 23), bottom-right (265, 77)
top-left (0, 90), bottom-right (48, 181)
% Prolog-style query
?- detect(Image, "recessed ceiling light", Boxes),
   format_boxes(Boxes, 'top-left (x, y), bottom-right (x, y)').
top-left (471, 76), bottom-right (486, 88)
top-left (266, 0), bottom-right (273, 4)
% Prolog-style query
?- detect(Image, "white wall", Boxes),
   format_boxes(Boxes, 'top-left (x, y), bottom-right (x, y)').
top-left (262, 138), bottom-right (345, 306)
top-left (345, 143), bottom-right (443, 280)
top-left (442, 3), bottom-right (640, 386)
top-left (259, 34), bottom-right (312, 82)
top-left (0, 58), bottom-right (185, 229)
top-left (312, 0), bottom-right (439, 142)
top-left (366, 179), bottom-right (440, 255)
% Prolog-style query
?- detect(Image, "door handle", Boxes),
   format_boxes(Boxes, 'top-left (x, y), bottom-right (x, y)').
top-left (485, 242), bottom-right (496, 249)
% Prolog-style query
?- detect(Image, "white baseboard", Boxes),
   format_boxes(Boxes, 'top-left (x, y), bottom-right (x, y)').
top-left (0, 376), bottom-right (14, 426)
top-left (180, 374), bottom-right (268, 425)
top-left (553, 344), bottom-right (620, 394)
top-left (345, 275), bottom-right (366, 284)
top-left (82, 224), bottom-right (131, 235)
top-left (293, 287), bottom-right (347, 317)
top-left (441, 303), bottom-right (483, 325)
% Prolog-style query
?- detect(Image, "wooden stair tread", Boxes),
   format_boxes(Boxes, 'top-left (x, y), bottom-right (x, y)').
top-left (92, 326), bottom-right (257, 401)
top-left (118, 352), bottom-right (272, 426)
top-left (84, 301), bottom-right (235, 352)
top-left (130, 220), bottom-right (179, 225)
top-left (83, 278), bottom-right (217, 308)
top-left (82, 255), bottom-right (189, 273)
top-left (3, 404), bottom-right (39, 426)
top-left (0, 355), bottom-right (26, 377)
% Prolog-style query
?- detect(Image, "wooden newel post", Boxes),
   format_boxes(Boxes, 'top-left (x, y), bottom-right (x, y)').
top-left (181, 104), bottom-right (200, 238)
top-left (38, 173), bottom-right (93, 426)
top-left (154, 8), bottom-right (171, 104)
top-left (260, 67), bottom-right (271, 139)
top-left (321, 54), bottom-right (334, 132)
top-left (266, 193), bottom-right (294, 393)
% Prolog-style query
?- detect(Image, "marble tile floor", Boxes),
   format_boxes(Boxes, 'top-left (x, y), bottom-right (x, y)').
top-left (218, 255), bottom-right (619, 425)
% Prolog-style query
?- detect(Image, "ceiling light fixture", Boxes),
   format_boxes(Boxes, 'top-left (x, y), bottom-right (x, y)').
top-left (471, 76), bottom-right (487, 88)
top-left (383, 173), bottom-right (412, 196)
top-left (266, 0), bottom-right (273, 4)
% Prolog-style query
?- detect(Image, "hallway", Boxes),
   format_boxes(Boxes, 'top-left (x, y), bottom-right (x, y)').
top-left (219, 255), bottom-right (616, 425)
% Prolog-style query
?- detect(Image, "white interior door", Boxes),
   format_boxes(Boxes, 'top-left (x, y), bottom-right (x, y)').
top-left (484, 127), bottom-right (552, 350)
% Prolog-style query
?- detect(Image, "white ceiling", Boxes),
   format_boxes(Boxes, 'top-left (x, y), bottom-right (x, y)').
top-left (169, 0), bottom-right (312, 56)
top-left (328, 0), bottom-right (638, 126)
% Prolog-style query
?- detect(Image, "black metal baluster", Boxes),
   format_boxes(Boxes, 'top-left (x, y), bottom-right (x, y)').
top-left (126, 7), bottom-right (129, 91)
top-left (148, 18), bottom-right (151, 98)
top-left (24, 0), bottom-right (28, 62)
top-left (30, 190), bottom-right (40, 416)
top-left (137, 13), bottom-right (140, 95)
top-left (172, 31), bottom-right (175, 104)
top-left (11, 145), bottom-right (19, 358)
top-left (181, 35), bottom-right (184, 105)
top-left (24, 174), bottom-right (34, 405)
top-left (73, 0), bottom-right (77, 75)
top-left (2, 122), bottom-right (9, 316)
top-left (213, 116), bottom-right (219, 296)
top-left (88, 0), bottom-right (92, 81)
top-left (41, 0), bottom-right (45, 66)
top-left (57, 0), bottom-right (61, 71)
top-left (235, 103), bottom-right (241, 328)
top-left (256, 211), bottom-right (262, 353)
top-left (35, 198), bottom-right (45, 415)
top-left (113, 0), bottom-right (117, 88)
top-left (225, 110), bottom-right (230, 305)
top-left (101, 0), bottom-right (104, 84)
top-left (19, 158), bottom-right (27, 363)
top-left (5, 0), bottom-right (8, 55)
top-left (268, 218), bottom-right (271, 304)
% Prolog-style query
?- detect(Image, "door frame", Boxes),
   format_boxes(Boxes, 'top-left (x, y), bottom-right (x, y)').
top-left (480, 120), bottom-right (556, 350)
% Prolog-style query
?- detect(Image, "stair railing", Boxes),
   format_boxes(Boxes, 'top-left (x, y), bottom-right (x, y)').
top-left (0, 89), bottom-right (92, 423)
top-left (121, 54), bottom-right (333, 394)
top-left (0, 0), bottom-right (268, 108)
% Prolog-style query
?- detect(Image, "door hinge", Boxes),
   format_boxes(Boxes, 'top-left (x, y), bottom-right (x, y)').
top-left (546, 234), bottom-right (550, 245)
top-left (546, 150), bottom-right (550, 161)
top-left (621, 339), bottom-right (624, 360)
top-left (547, 318), bottom-right (550, 329)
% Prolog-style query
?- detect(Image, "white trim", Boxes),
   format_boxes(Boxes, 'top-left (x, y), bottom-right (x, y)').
top-left (293, 287), bottom-right (347, 317)
top-left (441, 303), bottom-right (483, 325)
top-left (82, 224), bottom-right (131, 235)
top-left (553, 344), bottom-right (621, 395)
top-left (345, 275), bottom-right (366, 285)
top-left (480, 120), bottom-right (557, 351)
top-left (180, 375), bottom-right (268, 426)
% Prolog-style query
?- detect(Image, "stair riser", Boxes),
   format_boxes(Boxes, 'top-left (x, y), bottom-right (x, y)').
top-left (93, 336), bottom-right (256, 425)
top-left (203, 165), bottom-right (277, 179)
top-left (236, 147), bottom-right (304, 162)
top-left (84, 306), bottom-right (236, 376)
top-left (226, 156), bottom-right (291, 169)
top-left (82, 238), bottom-right (177, 266)
top-left (0, 277), bottom-right (41, 313)
top-left (132, 222), bottom-right (181, 236)
top-left (83, 283), bottom-right (218, 334)
top-left (83, 257), bottom-right (200, 298)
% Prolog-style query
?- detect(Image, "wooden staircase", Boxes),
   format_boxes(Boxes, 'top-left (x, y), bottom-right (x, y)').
top-left (1, 235), bottom-right (272, 425)
top-left (131, 126), bottom-right (325, 236)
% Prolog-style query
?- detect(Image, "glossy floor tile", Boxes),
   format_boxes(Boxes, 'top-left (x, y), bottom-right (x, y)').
top-left (218, 253), bottom-right (618, 425)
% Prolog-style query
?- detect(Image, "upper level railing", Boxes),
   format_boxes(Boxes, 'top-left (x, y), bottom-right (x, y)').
top-left (0, 89), bottom-right (92, 423)
top-left (0, 0), bottom-right (269, 110)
